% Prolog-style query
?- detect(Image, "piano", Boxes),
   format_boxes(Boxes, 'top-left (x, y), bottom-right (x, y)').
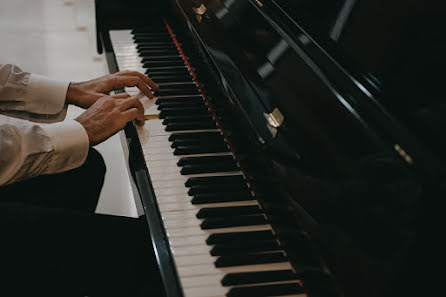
top-left (95, 0), bottom-right (445, 296)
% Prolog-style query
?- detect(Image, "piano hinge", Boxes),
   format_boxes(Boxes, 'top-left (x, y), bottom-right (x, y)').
top-left (193, 3), bottom-right (207, 15)
top-left (264, 108), bottom-right (284, 137)
top-left (394, 144), bottom-right (414, 165)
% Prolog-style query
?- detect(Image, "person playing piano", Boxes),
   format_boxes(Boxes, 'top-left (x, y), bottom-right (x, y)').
top-left (0, 63), bottom-right (162, 296)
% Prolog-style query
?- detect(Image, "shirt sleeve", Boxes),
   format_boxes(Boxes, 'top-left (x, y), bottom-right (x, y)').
top-left (0, 64), bottom-right (70, 117)
top-left (0, 115), bottom-right (89, 186)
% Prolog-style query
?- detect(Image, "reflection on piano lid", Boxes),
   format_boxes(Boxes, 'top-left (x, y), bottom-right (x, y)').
top-left (96, 0), bottom-right (445, 297)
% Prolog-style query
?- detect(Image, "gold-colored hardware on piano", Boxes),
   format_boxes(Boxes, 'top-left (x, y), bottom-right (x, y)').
top-left (144, 114), bottom-right (160, 120)
top-left (255, 0), bottom-right (264, 7)
top-left (394, 144), bottom-right (414, 165)
top-left (264, 108), bottom-right (284, 138)
top-left (193, 3), bottom-right (207, 15)
top-left (265, 108), bottom-right (284, 128)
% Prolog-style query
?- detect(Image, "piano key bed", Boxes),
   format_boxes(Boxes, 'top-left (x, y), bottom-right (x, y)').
top-left (109, 20), bottom-right (306, 297)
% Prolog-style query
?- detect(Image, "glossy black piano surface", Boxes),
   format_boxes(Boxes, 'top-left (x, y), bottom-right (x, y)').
top-left (96, 1), bottom-right (445, 296)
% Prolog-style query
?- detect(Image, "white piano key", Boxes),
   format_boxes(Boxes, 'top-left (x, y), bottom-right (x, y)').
top-left (166, 224), bottom-right (271, 237)
top-left (152, 179), bottom-right (186, 188)
top-left (183, 285), bottom-right (227, 297)
top-left (154, 187), bottom-right (189, 196)
top-left (168, 234), bottom-right (208, 247)
top-left (181, 274), bottom-right (224, 289)
top-left (155, 195), bottom-right (192, 204)
top-left (164, 218), bottom-right (202, 229)
top-left (177, 262), bottom-right (294, 278)
top-left (174, 254), bottom-right (216, 267)
top-left (142, 146), bottom-right (175, 155)
top-left (158, 200), bottom-right (258, 212)
top-left (143, 141), bottom-right (174, 149)
top-left (170, 245), bottom-right (211, 257)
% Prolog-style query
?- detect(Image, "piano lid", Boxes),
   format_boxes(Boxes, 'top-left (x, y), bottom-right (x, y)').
top-left (272, 0), bottom-right (446, 169)
top-left (168, 1), bottom-right (444, 297)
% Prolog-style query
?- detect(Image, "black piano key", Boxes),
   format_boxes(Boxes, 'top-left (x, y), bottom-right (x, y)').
top-left (191, 192), bottom-right (253, 204)
top-left (196, 205), bottom-right (261, 218)
top-left (226, 283), bottom-right (303, 297)
top-left (171, 136), bottom-right (225, 148)
top-left (185, 175), bottom-right (245, 187)
top-left (132, 26), bottom-right (167, 34)
top-left (162, 115), bottom-right (213, 125)
top-left (136, 41), bottom-right (176, 48)
top-left (140, 50), bottom-right (180, 57)
top-left (154, 88), bottom-right (200, 96)
top-left (188, 183), bottom-right (248, 195)
top-left (178, 155), bottom-right (234, 166)
top-left (210, 241), bottom-right (281, 256)
top-left (145, 66), bottom-right (188, 73)
top-left (146, 68), bottom-right (191, 77)
top-left (137, 46), bottom-right (177, 53)
top-left (201, 215), bottom-right (266, 230)
top-left (159, 107), bottom-right (209, 118)
top-left (165, 121), bottom-right (217, 131)
top-left (132, 32), bottom-right (169, 38)
top-left (215, 252), bottom-right (287, 267)
top-left (153, 77), bottom-right (194, 84)
top-left (159, 81), bottom-right (196, 86)
top-left (206, 230), bottom-right (275, 245)
top-left (168, 131), bottom-right (221, 141)
top-left (180, 161), bottom-right (238, 174)
top-left (140, 56), bottom-right (183, 63)
top-left (134, 36), bottom-right (173, 43)
top-left (158, 100), bottom-right (205, 110)
top-left (151, 76), bottom-right (193, 84)
top-left (143, 60), bottom-right (185, 68)
top-left (157, 82), bottom-right (198, 90)
top-left (175, 144), bottom-right (229, 156)
top-left (187, 181), bottom-right (249, 196)
top-left (221, 270), bottom-right (297, 286)
top-left (157, 96), bottom-right (203, 106)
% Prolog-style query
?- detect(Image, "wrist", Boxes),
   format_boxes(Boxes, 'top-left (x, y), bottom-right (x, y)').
top-left (66, 82), bottom-right (81, 106)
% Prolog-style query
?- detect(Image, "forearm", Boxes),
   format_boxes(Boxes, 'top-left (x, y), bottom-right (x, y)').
top-left (0, 115), bottom-right (89, 186)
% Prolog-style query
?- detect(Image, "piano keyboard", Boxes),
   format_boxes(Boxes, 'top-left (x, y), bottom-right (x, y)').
top-left (109, 21), bottom-right (306, 297)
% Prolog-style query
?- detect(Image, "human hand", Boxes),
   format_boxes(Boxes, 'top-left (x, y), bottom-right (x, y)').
top-left (66, 71), bottom-right (158, 109)
top-left (74, 93), bottom-right (145, 146)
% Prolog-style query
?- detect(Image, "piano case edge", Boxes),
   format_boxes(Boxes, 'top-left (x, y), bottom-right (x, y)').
top-left (100, 29), bottom-right (184, 297)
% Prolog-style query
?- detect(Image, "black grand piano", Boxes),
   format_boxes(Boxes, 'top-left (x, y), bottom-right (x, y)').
top-left (95, 1), bottom-right (445, 296)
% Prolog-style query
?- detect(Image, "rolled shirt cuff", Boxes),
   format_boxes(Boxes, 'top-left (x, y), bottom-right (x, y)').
top-left (40, 119), bottom-right (90, 173)
top-left (25, 74), bottom-right (70, 115)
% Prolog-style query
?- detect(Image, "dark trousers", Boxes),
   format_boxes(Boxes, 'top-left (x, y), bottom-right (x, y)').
top-left (0, 148), bottom-right (162, 296)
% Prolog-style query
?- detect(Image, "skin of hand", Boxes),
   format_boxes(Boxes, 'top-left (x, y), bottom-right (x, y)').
top-left (74, 93), bottom-right (145, 146)
top-left (65, 70), bottom-right (158, 108)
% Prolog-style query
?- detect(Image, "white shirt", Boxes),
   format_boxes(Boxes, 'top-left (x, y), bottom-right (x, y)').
top-left (0, 64), bottom-right (89, 186)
